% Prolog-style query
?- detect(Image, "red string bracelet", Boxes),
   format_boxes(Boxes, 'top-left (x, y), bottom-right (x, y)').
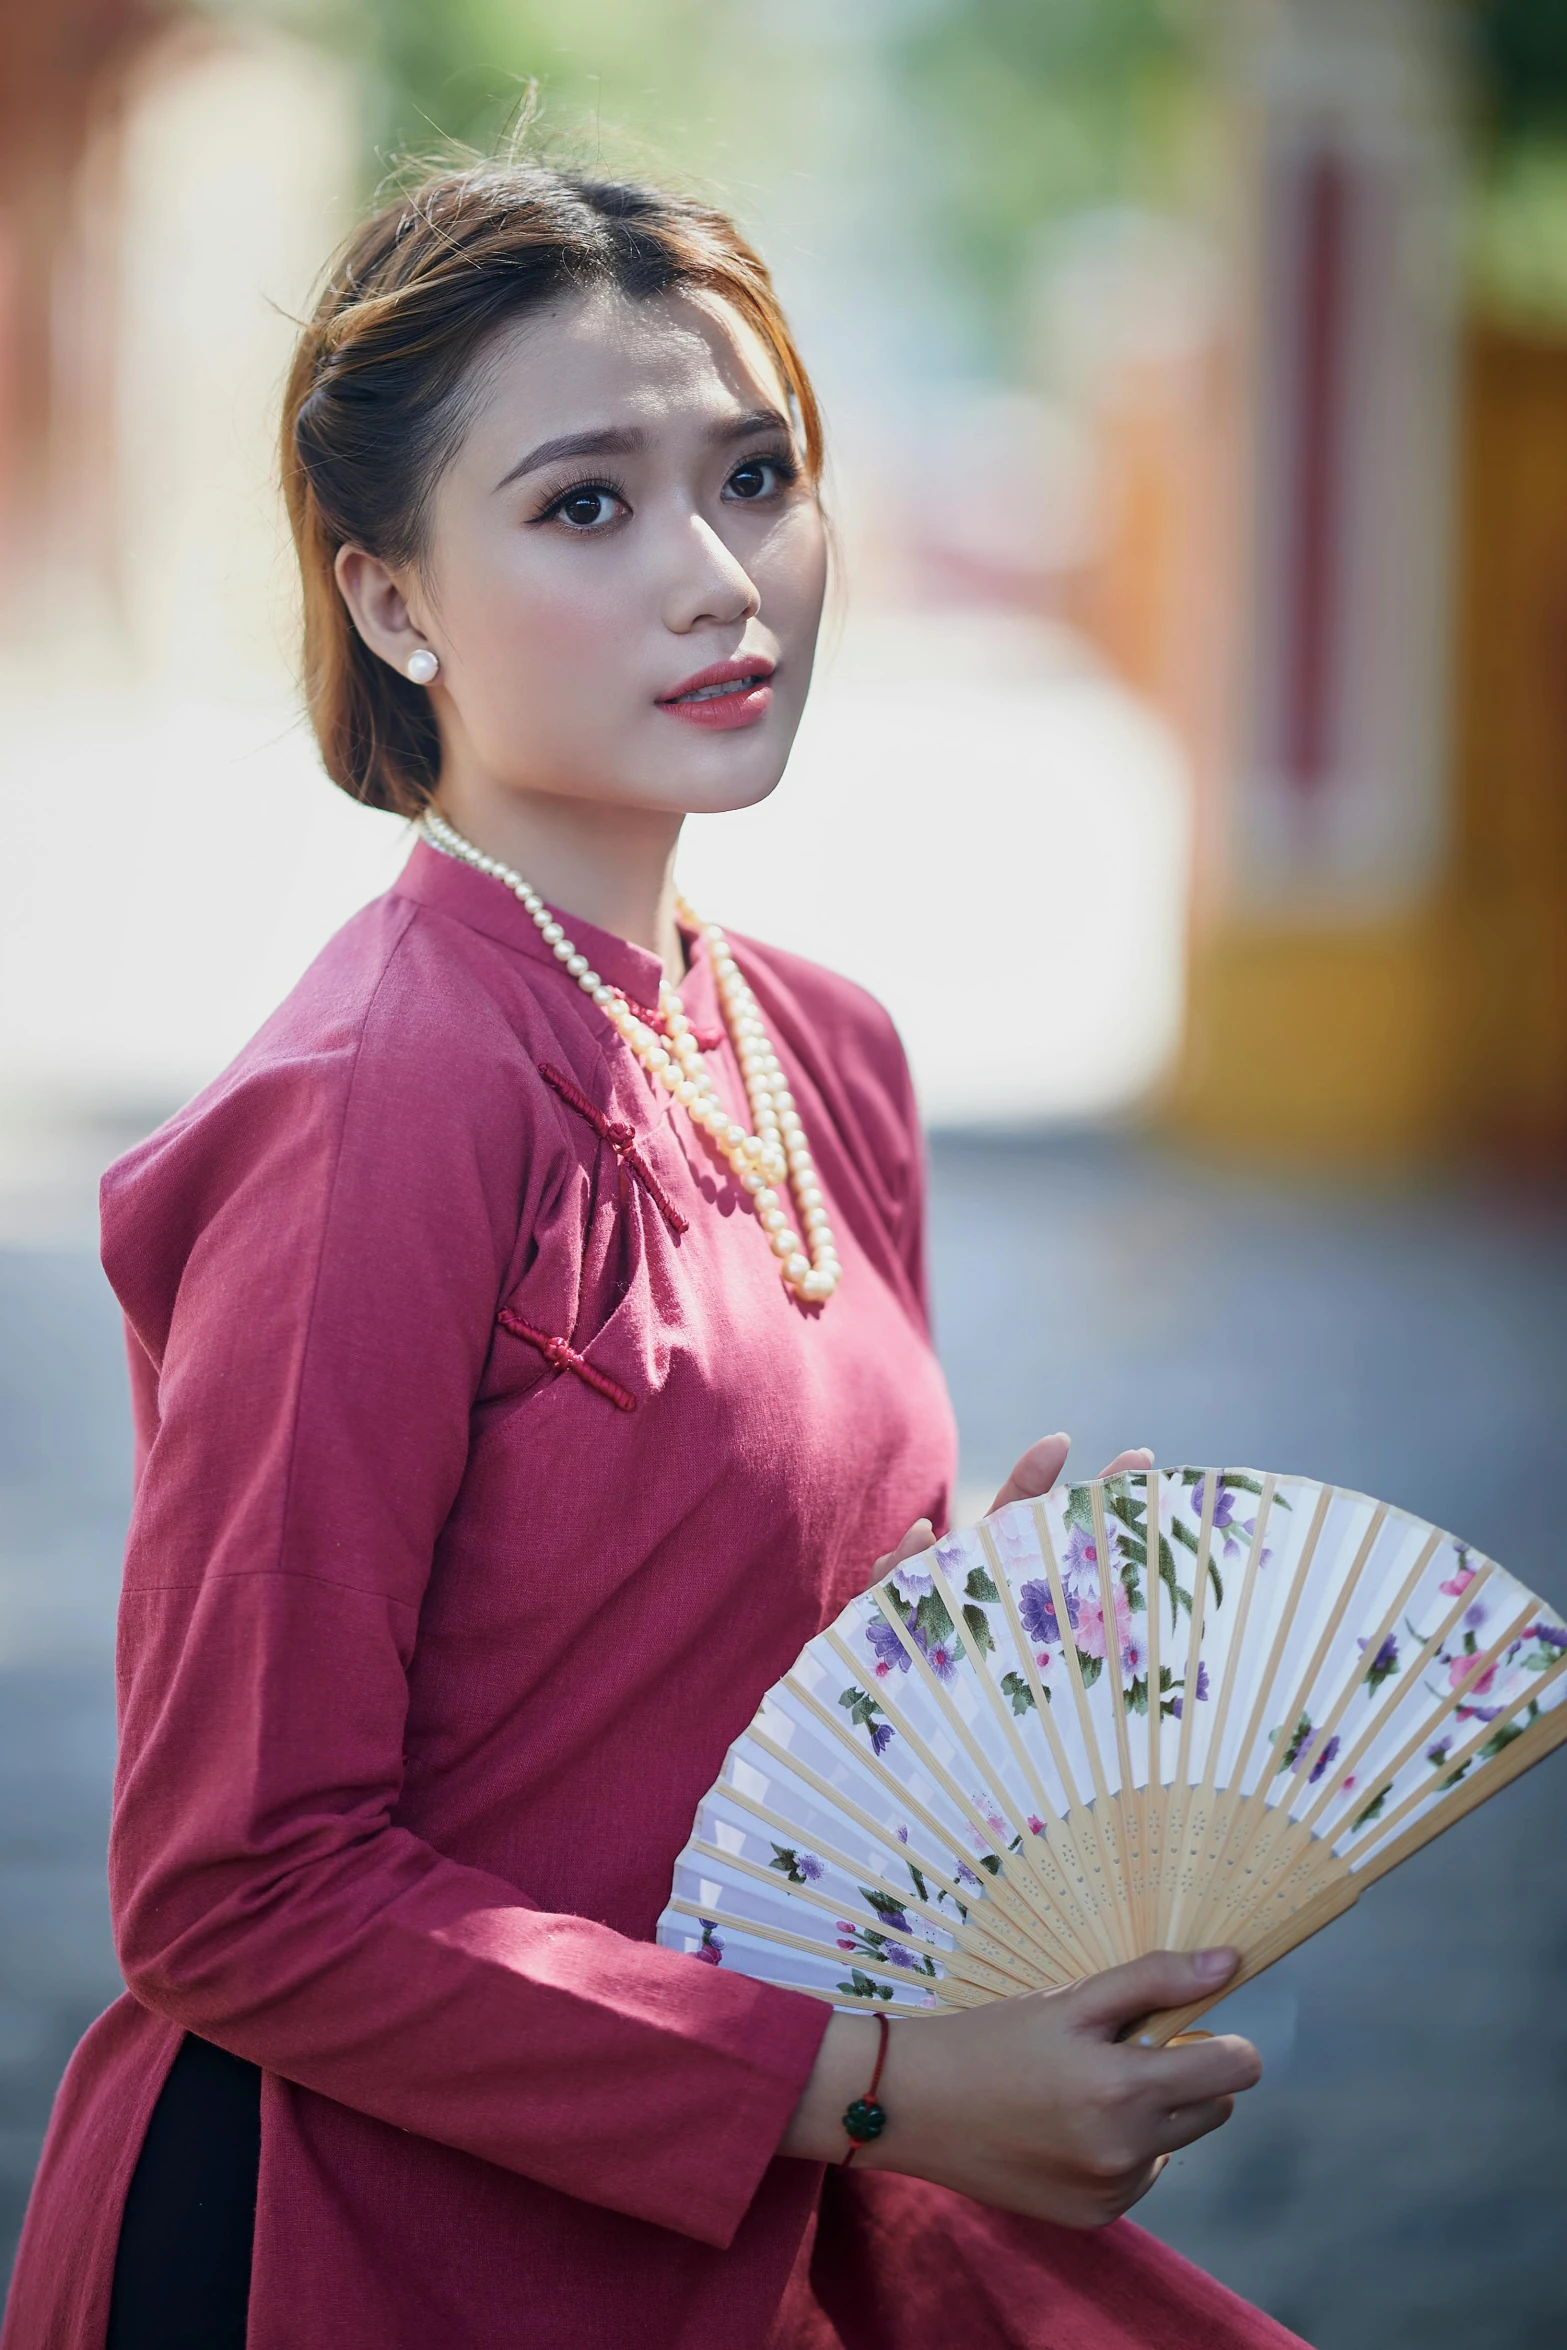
top-left (840, 2012), bottom-right (890, 2165)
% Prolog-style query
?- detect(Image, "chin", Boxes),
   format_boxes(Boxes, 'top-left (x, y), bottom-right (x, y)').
top-left (637, 732), bottom-right (796, 820)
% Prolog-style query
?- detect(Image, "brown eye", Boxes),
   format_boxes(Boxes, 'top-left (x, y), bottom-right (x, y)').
top-left (725, 455), bottom-right (794, 502)
top-left (554, 486), bottom-right (624, 530)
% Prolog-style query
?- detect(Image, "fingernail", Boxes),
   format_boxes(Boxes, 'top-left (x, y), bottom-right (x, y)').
top-left (1195, 1947), bottom-right (1237, 1981)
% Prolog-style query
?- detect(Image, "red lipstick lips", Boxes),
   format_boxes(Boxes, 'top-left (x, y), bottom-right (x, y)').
top-left (656, 657), bottom-right (775, 731)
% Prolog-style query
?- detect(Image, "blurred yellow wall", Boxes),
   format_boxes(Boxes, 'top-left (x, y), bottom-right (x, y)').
top-left (1170, 321), bottom-right (1567, 1167)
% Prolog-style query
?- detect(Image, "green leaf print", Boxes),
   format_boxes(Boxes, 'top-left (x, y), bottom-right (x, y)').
top-left (836, 1967), bottom-right (894, 2002)
top-left (964, 1564), bottom-right (1000, 1603)
top-left (999, 1670), bottom-right (1037, 1716)
top-left (962, 1602), bottom-right (996, 1656)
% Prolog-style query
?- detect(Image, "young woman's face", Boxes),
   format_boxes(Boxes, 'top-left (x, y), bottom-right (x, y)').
top-left (400, 286), bottom-right (828, 818)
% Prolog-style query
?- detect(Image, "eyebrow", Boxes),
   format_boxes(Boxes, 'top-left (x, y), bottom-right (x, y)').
top-left (492, 407), bottom-right (792, 493)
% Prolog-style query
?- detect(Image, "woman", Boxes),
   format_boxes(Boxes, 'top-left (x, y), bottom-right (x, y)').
top-left (1, 160), bottom-right (1303, 2350)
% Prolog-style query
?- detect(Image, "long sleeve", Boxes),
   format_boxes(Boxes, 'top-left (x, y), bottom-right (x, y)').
top-left (102, 919), bottom-right (828, 2253)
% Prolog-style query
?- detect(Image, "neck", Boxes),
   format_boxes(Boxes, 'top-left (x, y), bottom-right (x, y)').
top-left (431, 776), bottom-right (687, 984)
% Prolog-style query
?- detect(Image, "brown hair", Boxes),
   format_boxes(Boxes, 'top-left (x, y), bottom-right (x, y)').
top-left (282, 157), bottom-right (824, 817)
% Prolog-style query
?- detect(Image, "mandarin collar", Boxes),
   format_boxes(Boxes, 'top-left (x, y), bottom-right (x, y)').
top-left (394, 834), bottom-right (714, 1020)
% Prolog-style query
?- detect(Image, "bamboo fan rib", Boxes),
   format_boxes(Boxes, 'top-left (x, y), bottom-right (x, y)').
top-left (657, 1472), bottom-right (1567, 2043)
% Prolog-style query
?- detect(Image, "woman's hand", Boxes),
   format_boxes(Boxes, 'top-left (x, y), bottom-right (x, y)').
top-left (781, 1949), bottom-right (1260, 2227)
top-left (875, 1434), bottom-right (1154, 1580)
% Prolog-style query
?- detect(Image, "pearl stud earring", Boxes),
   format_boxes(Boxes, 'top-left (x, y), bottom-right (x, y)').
top-left (406, 648), bottom-right (439, 685)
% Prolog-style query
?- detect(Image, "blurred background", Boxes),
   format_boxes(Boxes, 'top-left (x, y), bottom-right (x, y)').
top-left (1, 1), bottom-right (1565, 2342)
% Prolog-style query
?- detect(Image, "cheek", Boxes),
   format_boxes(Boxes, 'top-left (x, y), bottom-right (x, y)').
top-left (757, 508), bottom-right (828, 639)
top-left (471, 544), bottom-right (610, 670)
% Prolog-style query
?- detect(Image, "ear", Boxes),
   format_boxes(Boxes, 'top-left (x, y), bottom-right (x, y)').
top-left (334, 544), bottom-right (437, 679)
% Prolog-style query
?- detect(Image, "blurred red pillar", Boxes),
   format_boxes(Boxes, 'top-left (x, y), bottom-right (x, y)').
top-left (0, 2), bottom-right (169, 608)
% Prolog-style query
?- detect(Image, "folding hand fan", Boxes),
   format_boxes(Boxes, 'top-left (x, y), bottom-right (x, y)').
top-left (657, 1472), bottom-right (1567, 2043)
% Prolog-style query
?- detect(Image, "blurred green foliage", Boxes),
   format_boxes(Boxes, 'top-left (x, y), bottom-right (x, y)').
top-left (878, 1), bottom-right (1210, 340)
top-left (1466, 0), bottom-right (1567, 139)
top-left (212, 0), bottom-right (1567, 334)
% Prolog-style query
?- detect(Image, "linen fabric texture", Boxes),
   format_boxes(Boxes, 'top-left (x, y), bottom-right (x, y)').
top-left (1, 842), bottom-right (1306, 2350)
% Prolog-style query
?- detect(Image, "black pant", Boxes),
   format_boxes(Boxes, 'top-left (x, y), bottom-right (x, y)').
top-left (106, 2035), bottom-right (261, 2349)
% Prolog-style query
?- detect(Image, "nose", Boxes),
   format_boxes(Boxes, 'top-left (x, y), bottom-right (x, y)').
top-left (661, 512), bottom-right (760, 635)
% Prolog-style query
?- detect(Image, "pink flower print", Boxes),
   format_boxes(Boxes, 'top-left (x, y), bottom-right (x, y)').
top-left (1448, 1654), bottom-right (1497, 1699)
top-left (1074, 1578), bottom-right (1134, 1667)
top-left (1340, 1774), bottom-right (1358, 1793)
top-left (1026, 1815), bottom-right (1047, 1837)
top-left (1440, 1563), bottom-right (1478, 1599)
top-left (974, 1798), bottom-right (1007, 1841)
top-left (835, 1922), bottom-right (857, 1951)
top-left (1035, 1650), bottom-right (1052, 1672)
top-left (697, 1920), bottom-right (724, 1965)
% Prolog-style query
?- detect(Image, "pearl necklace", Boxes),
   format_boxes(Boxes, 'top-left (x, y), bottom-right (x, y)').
top-left (420, 809), bottom-right (840, 1305)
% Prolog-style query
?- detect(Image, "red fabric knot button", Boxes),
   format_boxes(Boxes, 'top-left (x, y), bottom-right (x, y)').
top-left (538, 1062), bottom-right (689, 1236)
top-left (495, 1309), bottom-right (637, 1413)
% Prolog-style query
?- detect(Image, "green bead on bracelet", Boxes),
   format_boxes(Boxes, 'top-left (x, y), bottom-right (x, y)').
top-left (842, 2094), bottom-right (887, 2145)
top-left (840, 2012), bottom-right (891, 2165)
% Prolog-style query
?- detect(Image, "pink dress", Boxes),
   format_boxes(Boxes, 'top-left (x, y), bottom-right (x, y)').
top-left (1, 840), bottom-right (1307, 2350)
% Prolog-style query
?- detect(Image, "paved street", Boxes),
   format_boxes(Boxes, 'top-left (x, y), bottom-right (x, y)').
top-left (2, 1130), bottom-right (1565, 2345)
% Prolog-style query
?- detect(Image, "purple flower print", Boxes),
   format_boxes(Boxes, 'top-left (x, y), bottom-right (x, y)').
top-left (1020, 1579), bottom-right (1076, 1650)
top-left (896, 1824), bottom-right (910, 1843)
top-left (865, 1615), bottom-right (909, 1677)
top-left (1190, 1478), bottom-right (1245, 1558)
top-left (1533, 1621), bottom-right (1567, 1650)
top-left (868, 1721), bottom-right (894, 1757)
top-left (697, 1921), bottom-right (724, 1965)
top-left (896, 1564), bottom-right (935, 1598)
top-left (881, 1942), bottom-right (922, 1970)
top-left (1308, 1734), bottom-right (1342, 1785)
top-left (1463, 1602), bottom-right (1488, 1633)
top-left (955, 1860), bottom-right (982, 1889)
top-left (1359, 1633), bottom-right (1400, 1692)
top-left (1168, 1662), bottom-right (1210, 1720)
top-left (1062, 1519), bottom-right (1121, 1587)
top-left (798, 1853), bottom-right (824, 1884)
top-left (918, 1634), bottom-right (959, 1683)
